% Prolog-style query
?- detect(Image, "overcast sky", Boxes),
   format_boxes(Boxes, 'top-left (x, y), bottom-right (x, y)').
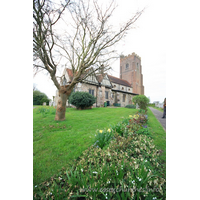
top-left (33, 0), bottom-right (166, 103)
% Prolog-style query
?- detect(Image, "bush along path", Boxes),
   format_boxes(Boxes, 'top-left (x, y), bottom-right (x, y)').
top-left (33, 110), bottom-right (166, 200)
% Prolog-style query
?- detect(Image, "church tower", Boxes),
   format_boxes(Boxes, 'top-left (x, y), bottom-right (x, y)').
top-left (120, 52), bottom-right (144, 95)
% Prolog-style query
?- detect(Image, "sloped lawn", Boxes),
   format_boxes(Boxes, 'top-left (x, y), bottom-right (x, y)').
top-left (33, 106), bottom-right (166, 199)
top-left (33, 107), bottom-right (138, 185)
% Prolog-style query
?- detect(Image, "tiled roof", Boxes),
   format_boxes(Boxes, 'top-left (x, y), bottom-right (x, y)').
top-left (66, 68), bottom-right (73, 81)
top-left (107, 75), bottom-right (131, 87)
top-left (65, 68), bottom-right (132, 88)
top-left (66, 68), bottom-right (89, 81)
top-left (66, 68), bottom-right (97, 83)
top-left (96, 74), bottom-right (104, 83)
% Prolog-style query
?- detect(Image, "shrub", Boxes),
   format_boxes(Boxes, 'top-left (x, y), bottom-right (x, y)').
top-left (148, 103), bottom-right (155, 107)
top-left (40, 97), bottom-right (50, 105)
top-left (33, 90), bottom-right (50, 105)
top-left (69, 91), bottom-right (96, 109)
top-left (127, 112), bottom-right (148, 135)
top-left (132, 95), bottom-right (150, 111)
top-left (125, 104), bottom-right (136, 109)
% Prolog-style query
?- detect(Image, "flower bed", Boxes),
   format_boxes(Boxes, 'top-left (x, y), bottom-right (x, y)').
top-left (33, 110), bottom-right (166, 199)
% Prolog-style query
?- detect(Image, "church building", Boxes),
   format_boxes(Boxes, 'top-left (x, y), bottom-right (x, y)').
top-left (53, 52), bottom-right (144, 107)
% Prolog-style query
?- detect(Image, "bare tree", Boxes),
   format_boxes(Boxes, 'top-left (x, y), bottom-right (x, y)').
top-left (33, 0), bottom-right (143, 121)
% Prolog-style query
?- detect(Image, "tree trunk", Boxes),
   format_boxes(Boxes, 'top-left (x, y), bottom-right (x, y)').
top-left (55, 85), bottom-right (73, 121)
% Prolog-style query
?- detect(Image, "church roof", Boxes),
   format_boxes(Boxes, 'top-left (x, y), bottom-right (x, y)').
top-left (107, 75), bottom-right (131, 87)
top-left (65, 68), bottom-right (132, 88)
top-left (66, 68), bottom-right (73, 81)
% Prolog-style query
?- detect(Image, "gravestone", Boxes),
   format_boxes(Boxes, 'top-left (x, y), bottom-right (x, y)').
top-left (49, 100), bottom-right (52, 106)
top-left (43, 102), bottom-right (46, 106)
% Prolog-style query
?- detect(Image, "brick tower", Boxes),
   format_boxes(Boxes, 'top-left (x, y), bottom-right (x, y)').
top-left (120, 52), bottom-right (144, 95)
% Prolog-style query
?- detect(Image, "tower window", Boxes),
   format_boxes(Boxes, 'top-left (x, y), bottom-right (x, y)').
top-left (126, 63), bottom-right (129, 69)
top-left (137, 63), bottom-right (139, 71)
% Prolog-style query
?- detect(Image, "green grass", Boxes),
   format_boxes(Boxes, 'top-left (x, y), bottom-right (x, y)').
top-left (147, 108), bottom-right (166, 177)
top-left (33, 106), bottom-right (166, 187)
top-left (33, 106), bottom-right (138, 185)
top-left (148, 105), bottom-right (164, 112)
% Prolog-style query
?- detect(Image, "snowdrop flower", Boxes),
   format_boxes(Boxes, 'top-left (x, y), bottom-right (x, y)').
top-left (93, 171), bottom-right (98, 174)
top-left (152, 197), bottom-right (157, 200)
top-left (81, 168), bottom-right (83, 172)
top-left (35, 185), bottom-right (37, 188)
top-left (145, 160), bottom-right (147, 162)
top-left (132, 180), bottom-right (135, 184)
top-left (105, 193), bottom-right (108, 199)
top-left (121, 165), bottom-right (123, 169)
top-left (137, 177), bottom-right (142, 181)
top-left (116, 170), bottom-right (118, 175)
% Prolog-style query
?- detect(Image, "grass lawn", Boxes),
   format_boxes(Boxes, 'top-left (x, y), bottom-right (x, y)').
top-left (147, 107), bottom-right (166, 177)
top-left (33, 106), bottom-right (138, 185)
top-left (149, 106), bottom-right (164, 112)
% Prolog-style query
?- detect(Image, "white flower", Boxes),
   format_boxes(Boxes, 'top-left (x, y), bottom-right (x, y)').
top-left (116, 170), bottom-right (118, 175)
top-left (81, 168), bottom-right (83, 172)
top-left (93, 171), bottom-right (98, 174)
top-left (137, 177), bottom-right (142, 181)
top-left (35, 185), bottom-right (37, 188)
top-left (132, 180), bottom-right (135, 184)
top-left (145, 160), bottom-right (147, 162)
top-left (58, 177), bottom-right (62, 180)
top-left (152, 197), bottom-right (157, 200)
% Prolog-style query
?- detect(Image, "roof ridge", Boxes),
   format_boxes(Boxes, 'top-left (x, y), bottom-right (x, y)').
top-left (107, 75), bottom-right (131, 85)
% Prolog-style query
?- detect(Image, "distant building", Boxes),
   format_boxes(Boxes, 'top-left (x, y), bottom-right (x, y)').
top-left (54, 52), bottom-right (145, 107)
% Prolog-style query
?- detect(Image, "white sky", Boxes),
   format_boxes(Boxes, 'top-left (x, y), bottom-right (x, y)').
top-left (33, 0), bottom-right (166, 103)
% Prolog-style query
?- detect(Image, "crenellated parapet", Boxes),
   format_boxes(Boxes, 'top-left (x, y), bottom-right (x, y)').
top-left (120, 52), bottom-right (141, 61)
